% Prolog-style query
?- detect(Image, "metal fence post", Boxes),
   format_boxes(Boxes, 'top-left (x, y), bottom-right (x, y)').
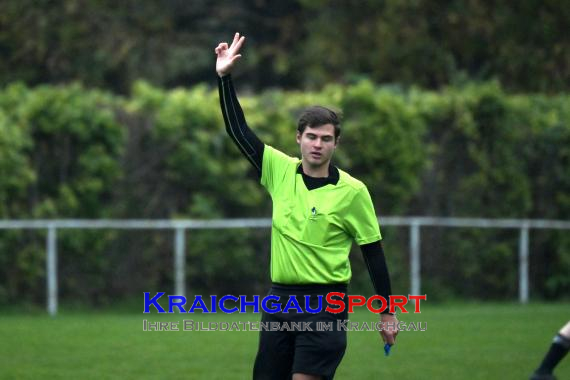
top-left (174, 228), bottom-right (186, 298)
top-left (518, 224), bottom-right (530, 304)
top-left (410, 220), bottom-right (421, 296)
top-left (47, 225), bottom-right (58, 316)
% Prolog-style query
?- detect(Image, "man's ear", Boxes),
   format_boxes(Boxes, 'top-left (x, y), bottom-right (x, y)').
top-left (296, 131), bottom-right (301, 144)
top-left (335, 136), bottom-right (340, 147)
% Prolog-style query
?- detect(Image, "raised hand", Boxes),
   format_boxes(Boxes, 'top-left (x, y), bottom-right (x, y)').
top-left (215, 32), bottom-right (246, 77)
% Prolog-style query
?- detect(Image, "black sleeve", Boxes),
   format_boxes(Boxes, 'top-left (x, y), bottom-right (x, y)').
top-left (218, 74), bottom-right (264, 176)
top-left (360, 240), bottom-right (394, 314)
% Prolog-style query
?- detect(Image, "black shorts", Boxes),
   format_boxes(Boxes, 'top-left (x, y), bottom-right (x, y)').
top-left (253, 284), bottom-right (349, 380)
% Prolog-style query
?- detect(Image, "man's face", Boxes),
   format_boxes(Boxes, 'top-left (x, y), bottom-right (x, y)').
top-left (296, 124), bottom-right (338, 170)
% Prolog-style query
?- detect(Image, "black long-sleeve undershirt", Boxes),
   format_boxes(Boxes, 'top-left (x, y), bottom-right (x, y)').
top-left (218, 75), bottom-right (264, 176)
top-left (361, 241), bottom-right (393, 312)
top-left (218, 74), bottom-right (393, 307)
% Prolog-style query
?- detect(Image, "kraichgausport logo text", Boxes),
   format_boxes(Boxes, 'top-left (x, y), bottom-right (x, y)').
top-left (143, 292), bottom-right (427, 314)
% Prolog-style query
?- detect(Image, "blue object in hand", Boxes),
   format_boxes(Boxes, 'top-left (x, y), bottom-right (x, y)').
top-left (384, 343), bottom-right (392, 356)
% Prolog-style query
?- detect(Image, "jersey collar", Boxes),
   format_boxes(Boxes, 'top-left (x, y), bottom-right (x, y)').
top-left (296, 163), bottom-right (340, 190)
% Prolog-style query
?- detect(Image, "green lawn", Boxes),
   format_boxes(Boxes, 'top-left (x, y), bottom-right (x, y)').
top-left (0, 303), bottom-right (568, 379)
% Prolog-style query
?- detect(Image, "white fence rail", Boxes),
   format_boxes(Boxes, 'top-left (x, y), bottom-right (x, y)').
top-left (1, 217), bottom-right (569, 316)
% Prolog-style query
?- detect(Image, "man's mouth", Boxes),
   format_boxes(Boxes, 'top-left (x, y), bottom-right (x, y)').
top-left (310, 152), bottom-right (322, 159)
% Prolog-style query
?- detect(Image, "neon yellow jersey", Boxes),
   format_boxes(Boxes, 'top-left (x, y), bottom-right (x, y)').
top-left (261, 145), bottom-right (382, 284)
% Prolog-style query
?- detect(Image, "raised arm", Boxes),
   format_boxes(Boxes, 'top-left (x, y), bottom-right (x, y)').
top-left (215, 33), bottom-right (264, 176)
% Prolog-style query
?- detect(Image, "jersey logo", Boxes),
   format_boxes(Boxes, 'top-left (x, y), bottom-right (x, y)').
top-left (310, 207), bottom-right (319, 220)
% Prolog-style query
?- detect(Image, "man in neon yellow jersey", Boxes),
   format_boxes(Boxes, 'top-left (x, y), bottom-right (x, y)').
top-left (215, 33), bottom-right (398, 380)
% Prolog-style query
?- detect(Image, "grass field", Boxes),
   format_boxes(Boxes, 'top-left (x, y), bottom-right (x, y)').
top-left (0, 303), bottom-right (568, 379)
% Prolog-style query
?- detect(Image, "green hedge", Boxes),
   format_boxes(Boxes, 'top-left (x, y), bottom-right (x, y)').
top-left (0, 80), bottom-right (568, 306)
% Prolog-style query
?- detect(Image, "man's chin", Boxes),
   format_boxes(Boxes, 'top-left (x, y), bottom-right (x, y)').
top-left (306, 158), bottom-right (328, 168)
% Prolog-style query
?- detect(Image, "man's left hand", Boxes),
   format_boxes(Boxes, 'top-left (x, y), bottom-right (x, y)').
top-left (380, 313), bottom-right (398, 346)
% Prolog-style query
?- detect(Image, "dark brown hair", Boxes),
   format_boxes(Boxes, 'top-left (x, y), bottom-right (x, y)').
top-left (297, 106), bottom-right (342, 140)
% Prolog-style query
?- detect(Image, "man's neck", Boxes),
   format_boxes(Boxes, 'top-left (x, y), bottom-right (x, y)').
top-left (301, 160), bottom-right (329, 178)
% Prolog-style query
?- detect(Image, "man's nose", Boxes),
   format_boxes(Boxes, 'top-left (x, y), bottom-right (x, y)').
top-left (314, 138), bottom-right (322, 148)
